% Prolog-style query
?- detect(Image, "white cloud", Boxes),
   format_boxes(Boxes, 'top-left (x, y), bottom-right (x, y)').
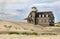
top-left (19, 0), bottom-right (30, 4)
top-left (52, 1), bottom-right (60, 7)
top-left (5, 0), bottom-right (19, 4)
top-left (0, 0), bottom-right (60, 22)
top-left (0, 12), bottom-right (18, 19)
top-left (32, 0), bottom-right (60, 7)
top-left (6, 13), bottom-right (18, 17)
top-left (31, 3), bottom-right (52, 7)
top-left (3, 0), bottom-right (32, 4)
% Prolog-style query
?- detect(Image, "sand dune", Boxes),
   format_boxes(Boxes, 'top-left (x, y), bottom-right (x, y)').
top-left (0, 20), bottom-right (44, 32)
top-left (0, 20), bottom-right (60, 39)
top-left (0, 35), bottom-right (59, 39)
top-left (0, 20), bottom-right (60, 32)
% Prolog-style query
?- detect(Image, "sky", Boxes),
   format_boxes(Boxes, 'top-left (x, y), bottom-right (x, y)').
top-left (0, 0), bottom-right (60, 22)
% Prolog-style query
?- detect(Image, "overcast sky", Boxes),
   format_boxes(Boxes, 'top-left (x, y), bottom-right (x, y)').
top-left (0, 0), bottom-right (60, 22)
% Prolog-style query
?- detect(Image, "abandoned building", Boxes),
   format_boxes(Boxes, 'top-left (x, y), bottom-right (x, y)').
top-left (25, 7), bottom-right (55, 26)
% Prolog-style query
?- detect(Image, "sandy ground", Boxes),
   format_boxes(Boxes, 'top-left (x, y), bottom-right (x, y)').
top-left (0, 20), bottom-right (60, 39)
top-left (0, 35), bottom-right (59, 39)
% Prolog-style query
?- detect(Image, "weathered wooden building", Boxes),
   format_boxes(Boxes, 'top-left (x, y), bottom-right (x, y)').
top-left (25, 7), bottom-right (55, 26)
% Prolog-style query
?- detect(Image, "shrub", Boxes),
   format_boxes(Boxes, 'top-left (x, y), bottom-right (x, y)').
top-left (21, 32), bottom-right (29, 35)
top-left (21, 32), bottom-right (38, 35)
top-left (9, 32), bottom-right (19, 35)
top-left (31, 32), bottom-right (38, 35)
top-left (7, 32), bottom-right (38, 35)
top-left (40, 33), bottom-right (57, 35)
top-left (58, 22), bottom-right (60, 23)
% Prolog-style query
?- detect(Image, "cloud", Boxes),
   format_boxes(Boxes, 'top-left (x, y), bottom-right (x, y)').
top-left (0, 0), bottom-right (60, 22)
top-left (19, 0), bottom-right (30, 4)
top-left (0, 12), bottom-right (18, 19)
top-left (52, 1), bottom-right (60, 7)
top-left (32, 0), bottom-right (60, 7)
top-left (30, 0), bottom-right (60, 11)
top-left (5, 0), bottom-right (19, 4)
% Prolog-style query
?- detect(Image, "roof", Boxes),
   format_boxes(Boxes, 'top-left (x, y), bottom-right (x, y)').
top-left (37, 11), bottom-right (52, 14)
top-left (36, 11), bottom-right (54, 17)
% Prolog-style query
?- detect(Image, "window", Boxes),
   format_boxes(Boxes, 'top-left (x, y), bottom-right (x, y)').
top-left (42, 14), bottom-right (44, 17)
top-left (46, 14), bottom-right (48, 17)
top-left (39, 15), bottom-right (41, 17)
top-left (53, 20), bottom-right (54, 22)
top-left (49, 20), bottom-right (52, 22)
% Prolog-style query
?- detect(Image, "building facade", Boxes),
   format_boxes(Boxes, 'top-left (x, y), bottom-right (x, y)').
top-left (25, 7), bottom-right (55, 26)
